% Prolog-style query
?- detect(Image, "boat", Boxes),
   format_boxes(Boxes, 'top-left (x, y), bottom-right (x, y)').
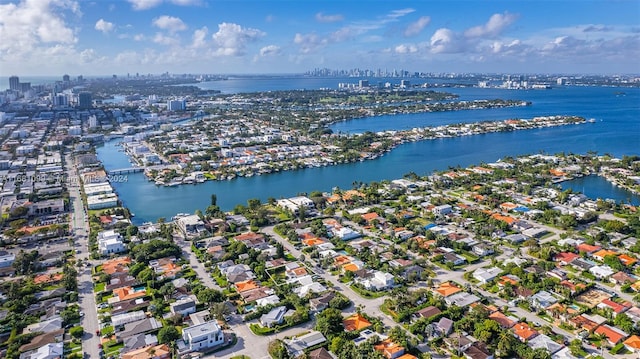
top-left (588, 118), bottom-right (596, 123)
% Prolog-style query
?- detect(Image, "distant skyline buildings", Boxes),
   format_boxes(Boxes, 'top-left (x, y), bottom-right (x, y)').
top-left (0, 0), bottom-right (639, 76)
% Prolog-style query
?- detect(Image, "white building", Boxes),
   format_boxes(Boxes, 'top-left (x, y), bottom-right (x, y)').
top-left (276, 196), bottom-right (315, 214)
top-left (87, 193), bottom-right (118, 210)
top-left (98, 230), bottom-right (125, 256)
top-left (473, 267), bottom-right (502, 284)
top-left (180, 321), bottom-right (224, 352)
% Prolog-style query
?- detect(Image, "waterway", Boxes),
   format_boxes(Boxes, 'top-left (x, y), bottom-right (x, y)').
top-left (560, 175), bottom-right (640, 206)
top-left (96, 81), bottom-right (640, 224)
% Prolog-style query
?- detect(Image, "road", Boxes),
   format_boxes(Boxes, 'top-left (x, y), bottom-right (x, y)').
top-left (66, 153), bottom-right (101, 359)
top-left (175, 236), bottom-right (223, 291)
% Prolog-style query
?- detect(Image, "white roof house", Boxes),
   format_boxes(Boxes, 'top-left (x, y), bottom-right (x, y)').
top-left (473, 267), bottom-right (502, 284)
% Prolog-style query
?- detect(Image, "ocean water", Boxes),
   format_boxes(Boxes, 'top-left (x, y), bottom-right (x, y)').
top-left (94, 79), bottom-right (639, 224)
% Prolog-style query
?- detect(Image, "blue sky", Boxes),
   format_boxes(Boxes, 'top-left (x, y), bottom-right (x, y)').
top-left (1, 0), bottom-right (639, 76)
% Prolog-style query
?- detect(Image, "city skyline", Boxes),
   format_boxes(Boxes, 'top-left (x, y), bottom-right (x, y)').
top-left (1, 0), bottom-right (639, 76)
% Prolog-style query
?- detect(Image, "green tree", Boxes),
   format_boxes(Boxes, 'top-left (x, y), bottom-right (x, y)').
top-left (196, 288), bottom-right (224, 306)
top-left (268, 339), bottom-right (290, 359)
top-left (314, 308), bottom-right (344, 338)
top-left (157, 326), bottom-right (180, 344)
top-left (70, 326), bottom-right (84, 339)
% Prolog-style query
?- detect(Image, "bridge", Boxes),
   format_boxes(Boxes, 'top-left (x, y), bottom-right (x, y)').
top-left (108, 167), bottom-right (144, 175)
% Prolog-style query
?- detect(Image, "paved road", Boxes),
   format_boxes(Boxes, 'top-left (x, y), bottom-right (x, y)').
top-left (175, 236), bottom-right (223, 291)
top-left (66, 153), bottom-right (101, 359)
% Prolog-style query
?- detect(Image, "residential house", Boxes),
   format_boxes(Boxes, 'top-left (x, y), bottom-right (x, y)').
top-left (473, 267), bottom-right (502, 284)
top-left (310, 292), bottom-right (336, 313)
top-left (595, 324), bottom-right (628, 346)
top-left (443, 252), bottom-right (466, 266)
top-left (374, 338), bottom-right (406, 359)
top-left (260, 306), bottom-right (288, 328)
top-left (472, 243), bottom-right (494, 257)
top-left (597, 299), bottom-right (630, 317)
top-left (180, 320), bottom-right (225, 353)
top-left (512, 323), bottom-right (538, 342)
top-left (432, 205), bottom-right (453, 216)
top-left (356, 270), bottom-right (395, 291)
top-left (445, 292), bottom-right (480, 308)
top-left (530, 291), bottom-right (558, 310)
top-left (436, 282), bottom-right (463, 297)
top-left (21, 342), bottom-right (63, 359)
top-left (285, 331), bottom-right (327, 357)
top-left (437, 317), bottom-right (454, 336)
top-left (624, 335), bottom-right (640, 353)
top-left (0, 250), bottom-right (15, 268)
top-left (24, 316), bottom-right (62, 334)
top-left (464, 342), bottom-right (493, 359)
top-left (308, 347), bottom-right (336, 359)
top-left (413, 306), bottom-right (441, 321)
top-left (18, 329), bottom-right (64, 353)
top-left (176, 215), bottom-right (205, 236)
top-left (97, 230), bottom-right (125, 256)
top-left (528, 334), bottom-right (564, 354)
top-left (112, 311), bottom-right (147, 327)
top-left (488, 312), bottom-right (517, 329)
top-left (117, 318), bottom-right (162, 340)
top-left (123, 334), bottom-right (159, 353)
top-left (170, 297), bottom-right (197, 317)
top-left (343, 313), bottom-right (372, 332)
top-left (589, 265), bottom-right (615, 279)
top-left (445, 332), bottom-right (474, 352)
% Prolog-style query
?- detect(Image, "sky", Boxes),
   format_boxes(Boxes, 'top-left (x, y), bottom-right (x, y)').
top-left (0, 0), bottom-right (639, 76)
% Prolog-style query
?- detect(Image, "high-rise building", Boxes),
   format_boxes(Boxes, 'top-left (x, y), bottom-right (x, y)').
top-left (9, 76), bottom-right (19, 91)
top-left (167, 99), bottom-right (186, 111)
top-left (63, 74), bottom-right (70, 82)
top-left (19, 82), bottom-right (31, 92)
top-left (78, 92), bottom-right (92, 109)
top-left (53, 94), bottom-right (68, 106)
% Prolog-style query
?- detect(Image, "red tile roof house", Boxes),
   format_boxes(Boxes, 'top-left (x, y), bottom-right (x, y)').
top-left (597, 299), bottom-right (631, 317)
top-left (512, 323), bottom-right (538, 342)
top-left (576, 243), bottom-right (601, 255)
top-left (595, 324), bottom-right (629, 346)
top-left (554, 252), bottom-right (580, 266)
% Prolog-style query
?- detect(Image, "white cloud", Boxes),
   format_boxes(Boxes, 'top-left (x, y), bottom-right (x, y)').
top-left (128, 0), bottom-right (162, 10)
top-left (0, 0), bottom-right (78, 58)
top-left (128, 0), bottom-right (200, 10)
top-left (430, 28), bottom-right (463, 53)
top-left (191, 26), bottom-right (208, 48)
top-left (259, 45), bottom-right (281, 56)
top-left (212, 22), bottom-right (265, 56)
top-left (153, 15), bottom-right (187, 33)
top-left (315, 12), bottom-right (344, 23)
top-left (95, 19), bottom-right (115, 33)
top-left (404, 16), bottom-right (431, 37)
top-left (153, 32), bottom-right (180, 46)
top-left (464, 12), bottom-right (518, 38)
top-left (293, 33), bottom-right (326, 54)
top-left (133, 34), bottom-right (146, 41)
top-left (395, 44), bottom-right (418, 54)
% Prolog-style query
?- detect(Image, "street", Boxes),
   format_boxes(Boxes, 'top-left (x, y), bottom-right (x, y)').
top-left (66, 154), bottom-right (101, 359)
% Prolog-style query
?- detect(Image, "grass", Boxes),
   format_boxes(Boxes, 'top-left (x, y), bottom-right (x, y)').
top-left (249, 323), bottom-right (275, 335)
top-left (104, 342), bottom-right (123, 356)
top-left (350, 284), bottom-right (386, 299)
top-left (94, 282), bottom-right (106, 293)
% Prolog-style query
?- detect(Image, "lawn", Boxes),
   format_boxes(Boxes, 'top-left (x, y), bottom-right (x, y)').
top-left (350, 285), bottom-right (386, 299)
top-left (94, 282), bottom-right (106, 293)
top-left (249, 323), bottom-right (275, 335)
